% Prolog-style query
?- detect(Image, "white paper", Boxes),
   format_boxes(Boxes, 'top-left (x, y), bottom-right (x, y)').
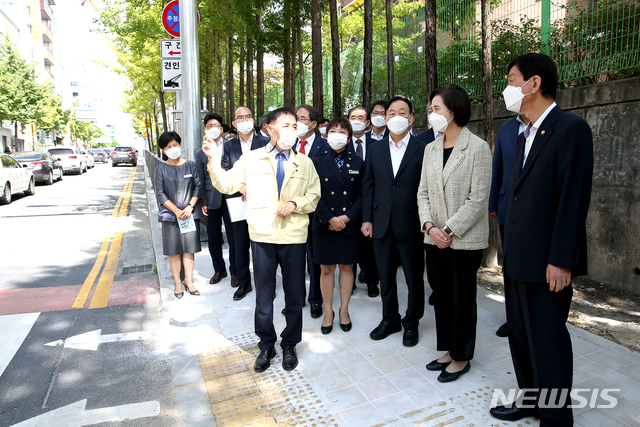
top-left (177, 215), bottom-right (196, 234)
top-left (226, 197), bottom-right (247, 222)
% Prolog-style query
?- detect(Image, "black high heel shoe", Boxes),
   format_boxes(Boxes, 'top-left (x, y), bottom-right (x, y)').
top-left (339, 308), bottom-right (352, 332)
top-left (321, 312), bottom-right (334, 335)
top-left (183, 282), bottom-right (200, 296)
top-left (174, 285), bottom-right (184, 299)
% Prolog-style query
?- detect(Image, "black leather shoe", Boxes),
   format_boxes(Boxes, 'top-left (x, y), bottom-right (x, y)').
top-left (496, 323), bottom-right (508, 337)
top-left (282, 346), bottom-right (298, 371)
top-left (437, 362), bottom-right (470, 382)
top-left (233, 284), bottom-right (252, 301)
top-left (370, 321), bottom-right (402, 340)
top-left (254, 347), bottom-right (276, 373)
top-left (490, 404), bottom-right (539, 421)
top-left (402, 329), bottom-right (419, 347)
top-left (321, 312), bottom-right (334, 335)
top-left (426, 359), bottom-right (451, 371)
top-left (310, 303), bottom-right (322, 319)
top-left (358, 270), bottom-right (366, 283)
top-left (209, 271), bottom-right (228, 284)
top-left (367, 284), bottom-right (379, 298)
top-left (340, 322), bottom-right (352, 332)
top-left (428, 294), bottom-right (435, 306)
top-left (230, 275), bottom-right (239, 287)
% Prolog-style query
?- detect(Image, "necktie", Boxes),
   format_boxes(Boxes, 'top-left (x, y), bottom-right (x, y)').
top-left (335, 154), bottom-right (344, 171)
top-left (355, 139), bottom-right (363, 159)
top-left (276, 152), bottom-right (285, 199)
top-left (521, 123), bottom-right (533, 168)
top-left (299, 140), bottom-right (307, 155)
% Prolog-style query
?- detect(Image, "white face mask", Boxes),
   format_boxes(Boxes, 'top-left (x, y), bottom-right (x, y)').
top-left (165, 146), bottom-right (181, 160)
top-left (236, 121), bottom-right (254, 135)
top-left (350, 120), bottom-right (366, 134)
top-left (326, 133), bottom-right (348, 150)
top-left (502, 78), bottom-right (533, 113)
top-left (429, 111), bottom-right (452, 133)
top-left (387, 116), bottom-right (410, 135)
top-left (319, 127), bottom-right (327, 136)
top-left (371, 116), bottom-right (386, 128)
top-left (206, 127), bottom-right (222, 140)
top-left (296, 121), bottom-right (310, 137)
top-left (275, 128), bottom-right (297, 151)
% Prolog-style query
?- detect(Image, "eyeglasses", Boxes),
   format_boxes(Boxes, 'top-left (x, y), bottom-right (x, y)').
top-left (205, 123), bottom-right (222, 130)
top-left (234, 115), bottom-right (253, 122)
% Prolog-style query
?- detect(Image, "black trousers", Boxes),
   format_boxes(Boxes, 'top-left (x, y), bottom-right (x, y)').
top-left (425, 246), bottom-right (482, 361)
top-left (305, 221), bottom-right (322, 304)
top-left (232, 219), bottom-right (252, 286)
top-left (355, 232), bottom-right (379, 286)
top-left (252, 241), bottom-right (306, 351)
top-left (504, 272), bottom-right (574, 427)
top-left (373, 229), bottom-right (425, 330)
top-left (207, 202), bottom-right (236, 275)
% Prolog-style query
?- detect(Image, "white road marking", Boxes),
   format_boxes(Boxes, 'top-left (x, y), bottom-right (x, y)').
top-left (44, 329), bottom-right (152, 351)
top-left (0, 312), bottom-right (40, 377)
top-left (10, 399), bottom-right (160, 426)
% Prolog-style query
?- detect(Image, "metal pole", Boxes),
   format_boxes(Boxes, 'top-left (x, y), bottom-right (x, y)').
top-left (541, 0), bottom-right (551, 55)
top-left (180, 0), bottom-right (200, 161)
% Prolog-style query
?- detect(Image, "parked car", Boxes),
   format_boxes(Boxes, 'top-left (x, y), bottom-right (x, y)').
top-left (1, 154), bottom-right (35, 204)
top-left (103, 148), bottom-right (113, 157)
top-left (111, 146), bottom-right (138, 167)
top-left (48, 147), bottom-right (87, 174)
top-left (12, 151), bottom-right (63, 185)
top-left (89, 148), bottom-right (108, 163)
top-left (80, 149), bottom-right (95, 169)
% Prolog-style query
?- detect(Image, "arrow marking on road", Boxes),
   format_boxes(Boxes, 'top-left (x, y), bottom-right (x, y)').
top-left (45, 329), bottom-right (152, 351)
top-left (10, 399), bottom-right (160, 426)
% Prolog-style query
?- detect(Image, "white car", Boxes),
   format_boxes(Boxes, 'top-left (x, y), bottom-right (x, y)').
top-left (48, 147), bottom-right (87, 175)
top-left (80, 149), bottom-right (95, 169)
top-left (1, 154), bottom-right (35, 205)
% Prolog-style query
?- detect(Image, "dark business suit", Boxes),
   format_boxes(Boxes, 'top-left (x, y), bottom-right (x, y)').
top-left (503, 105), bottom-right (593, 427)
top-left (410, 127), bottom-right (423, 138)
top-left (488, 117), bottom-right (520, 245)
top-left (348, 133), bottom-right (381, 289)
top-left (362, 135), bottom-right (427, 331)
top-left (221, 132), bottom-right (270, 288)
top-left (416, 128), bottom-right (436, 145)
top-left (294, 135), bottom-right (329, 306)
top-left (196, 148), bottom-right (236, 276)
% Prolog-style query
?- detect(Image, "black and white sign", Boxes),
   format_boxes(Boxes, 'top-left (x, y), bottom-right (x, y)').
top-left (162, 59), bottom-right (182, 91)
top-left (161, 39), bottom-right (181, 59)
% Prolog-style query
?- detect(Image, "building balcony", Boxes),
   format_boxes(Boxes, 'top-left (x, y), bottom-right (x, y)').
top-left (43, 46), bottom-right (54, 66)
top-left (40, 0), bottom-right (55, 21)
top-left (41, 21), bottom-right (53, 43)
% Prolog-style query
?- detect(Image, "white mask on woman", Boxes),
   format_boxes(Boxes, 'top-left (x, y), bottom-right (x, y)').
top-left (165, 146), bottom-right (181, 160)
top-left (236, 121), bottom-right (254, 135)
top-left (429, 111), bottom-right (452, 133)
top-left (326, 133), bottom-right (349, 150)
top-left (387, 116), bottom-right (410, 135)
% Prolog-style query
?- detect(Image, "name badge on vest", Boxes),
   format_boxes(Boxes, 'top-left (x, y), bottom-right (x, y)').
top-left (348, 169), bottom-right (359, 175)
top-left (184, 174), bottom-right (193, 178)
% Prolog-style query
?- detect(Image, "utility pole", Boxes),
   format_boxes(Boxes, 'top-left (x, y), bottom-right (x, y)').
top-left (180, 0), bottom-right (200, 161)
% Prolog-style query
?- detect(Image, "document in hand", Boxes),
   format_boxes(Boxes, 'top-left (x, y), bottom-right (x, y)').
top-left (226, 197), bottom-right (247, 222)
top-left (177, 215), bottom-right (197, 234)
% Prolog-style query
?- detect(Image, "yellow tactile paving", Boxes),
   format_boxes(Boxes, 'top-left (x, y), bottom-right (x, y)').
top-left (199, 332), bottom-right (339, 427)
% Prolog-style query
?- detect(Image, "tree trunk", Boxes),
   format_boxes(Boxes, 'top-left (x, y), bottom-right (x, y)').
top-left (425, 0), bottom-right (438, 97)
top-left (385, 0), bottom-right (394, 98)
top-left (153, 100), bottom-right (161, 141)
top-left (311, 0), bottom-right (323, 115)
top-left (239, 35), bottom-right (245, 106)
top-left (329, 0), bottom-right (341, 117)
top-left (291, 20), bottom-right (298, 107)
top-left (296, 10), bottom-right (305, 106)
top-left (227, 36), bottom-right (235, 122)
top-left (283, 27), bottom-right (292, 109)
top-left (256, 11), bottom-right (265, 117)
top-left (158, 90), bottom-right (168, 132)
top-left (363, 0), bottom-right (373, 112)
top-left (481, 0), bottom-right (499, 268)
top-left (14, 121), bottom-right (18, 150)
top-left (216, 33), bottom-right (224, 116)
top-left (246, 36), bottom-right (255, 113)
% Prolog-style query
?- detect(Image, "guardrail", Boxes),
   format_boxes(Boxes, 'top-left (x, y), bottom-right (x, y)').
top-left (144, 149), bottom-right (163, 192)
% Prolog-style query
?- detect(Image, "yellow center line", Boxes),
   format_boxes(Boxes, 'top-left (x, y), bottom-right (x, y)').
top-left (72, 166), bottom-right (138, 309)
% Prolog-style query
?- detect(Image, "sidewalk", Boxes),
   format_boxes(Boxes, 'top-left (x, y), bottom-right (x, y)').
top-left (144, 162), bottom-right (640, 427)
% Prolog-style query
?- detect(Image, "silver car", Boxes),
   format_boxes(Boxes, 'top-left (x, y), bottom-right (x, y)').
top-left (111, 146), bottom-right (138, 167)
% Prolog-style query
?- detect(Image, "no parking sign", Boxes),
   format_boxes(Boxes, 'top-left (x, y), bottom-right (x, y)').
top-left (161, 0), bottom-right (200, 38)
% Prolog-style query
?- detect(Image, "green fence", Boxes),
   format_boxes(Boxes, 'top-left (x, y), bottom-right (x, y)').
top-left (263, 0), bottom-right (640, 115)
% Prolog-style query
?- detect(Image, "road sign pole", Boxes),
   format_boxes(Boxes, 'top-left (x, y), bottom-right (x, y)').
top-left (180, 0), bottom-right (201, 161)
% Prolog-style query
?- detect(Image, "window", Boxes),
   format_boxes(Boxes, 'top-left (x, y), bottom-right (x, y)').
top-left (72, 92), bottom-right (79, 97)
top-left (71, 82), bottom-right (78, 87)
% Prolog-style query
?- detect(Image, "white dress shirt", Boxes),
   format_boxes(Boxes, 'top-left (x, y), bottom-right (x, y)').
top-left (240, 134), bottom-right (253, 156)
top-left (352, 134), bottom-right (367, 160)
top-left (370, 128), bottom-right (386, 141)
top-left (389, 132), bottom-right (411, 177)
top-left (295, 132), bottom-right (316, 156)
top-left (523, 102), bottom-right (556, 167)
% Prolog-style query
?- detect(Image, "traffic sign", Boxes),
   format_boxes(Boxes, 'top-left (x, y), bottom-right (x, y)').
top-left (162, 59), bottom-right (182, 91)
top-left (161, 0), bottom-right (200, 38)
top-left (161, 39), bottom-right (181, 59)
